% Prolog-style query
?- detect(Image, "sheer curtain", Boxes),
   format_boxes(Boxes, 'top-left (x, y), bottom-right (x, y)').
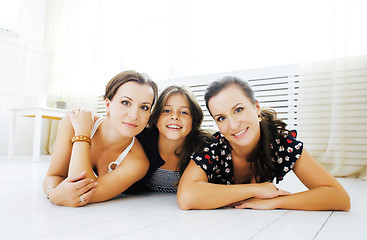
top-left (44, 0), bottom-right (106, 154)
top-left (43, 0), bottom-right (367, 162)
top-left (298, 56), bottom-right (367, 179)
top-left (44, 0), bottom-right (174, 108)
top-left (297, 0), bottom-right (367, 179)
top-left (43, 0), bottom-right (173, 153)
top-left (44, 0), bottom-right (109, 109)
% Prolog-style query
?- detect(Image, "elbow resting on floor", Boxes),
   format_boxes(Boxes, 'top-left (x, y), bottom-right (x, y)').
top-left (177, 191), bottom-right (196, 210)
top-left (322, 186), bottom-right (351, 211)
top-left (341, 194), bottom-right (351, 212)
top-left (331, 186), bottom-right (351, 211)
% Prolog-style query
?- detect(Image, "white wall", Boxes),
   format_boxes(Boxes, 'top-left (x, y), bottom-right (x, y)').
top-left (0, 0), bottom-right (49, 156)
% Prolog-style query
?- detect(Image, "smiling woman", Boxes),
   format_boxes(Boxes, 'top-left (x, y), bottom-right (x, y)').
top-left (177, 76), bottom-right (351, 211)
top-left (43, 70), bottom-right (158, 207)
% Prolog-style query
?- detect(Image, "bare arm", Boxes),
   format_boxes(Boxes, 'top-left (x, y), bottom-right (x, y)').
top-left (44, 110), bottom-right (149, 206)
top-left (43, 113), bottom-right (96, 207)
top-left (235, 149), bottom-right (351, 211)
top-left (177, 160), bottom-right (290, 210)
top-left (66, 109), bottom-right (149, 202)
top-left (87, 142), bottom-right (149, 203)
top-left (67, 109), bottom-right (95, 179)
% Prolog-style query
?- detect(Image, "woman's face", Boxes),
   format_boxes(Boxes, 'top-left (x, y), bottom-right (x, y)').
top-left (208, 85), bottom-right (261, 148)
top-left (106, 81), bottom-right (154, 138)
top-left (156, 93), bottom-right (193, 143)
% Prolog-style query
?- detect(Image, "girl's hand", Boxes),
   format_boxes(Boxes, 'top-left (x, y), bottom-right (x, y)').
top-left (67, 109), bottom-right (94, 136)
top-left (48, 171), bottom-right (97, 207)
top-left (254, 182), bottom-right (291, 199)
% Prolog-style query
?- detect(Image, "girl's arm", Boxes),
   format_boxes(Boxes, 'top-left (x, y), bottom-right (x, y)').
top-left (177, 160), bottom-right (290, 210)
top-left (43, 113), bottom-right (96, 207)
top-left (235, 149), bottom-right (351, 211)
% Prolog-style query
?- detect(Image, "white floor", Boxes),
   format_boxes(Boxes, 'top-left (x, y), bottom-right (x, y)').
top-left (0, 156), bottom-right (366, 240)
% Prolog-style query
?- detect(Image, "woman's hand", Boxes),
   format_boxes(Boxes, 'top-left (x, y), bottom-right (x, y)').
top-left (48, 171), bottom-right (97, 207)
top-left (234, 197), bottom-right (278, 210)
top-left (68, 108), bottom-right (94, 136)
top-left (225, 183), bottom-right (290, 209)
top-left (254, 182), bottom-right (291, 199)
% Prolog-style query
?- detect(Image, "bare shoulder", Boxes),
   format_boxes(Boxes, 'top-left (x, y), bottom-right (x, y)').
top-left (124, 138), bottom-right (149, 165)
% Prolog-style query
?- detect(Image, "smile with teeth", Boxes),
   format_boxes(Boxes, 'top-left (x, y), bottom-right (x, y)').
top-left (233, 127), bottom-right (248, 137)
top-left (167, 124), bottom-right (182, 130)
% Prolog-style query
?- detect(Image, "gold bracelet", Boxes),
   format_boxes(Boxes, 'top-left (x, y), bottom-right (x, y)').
top-left (71, 135), bottom-right (91, 145)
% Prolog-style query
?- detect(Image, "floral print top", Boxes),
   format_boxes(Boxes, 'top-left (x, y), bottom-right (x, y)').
top-left (190, 130), bottom-right (303, 184)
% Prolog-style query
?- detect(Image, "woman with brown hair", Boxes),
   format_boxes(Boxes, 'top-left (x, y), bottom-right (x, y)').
top-left (43, 70), bottom-right (158, 207)
top-left (177, 76), bottom-right (350, 211)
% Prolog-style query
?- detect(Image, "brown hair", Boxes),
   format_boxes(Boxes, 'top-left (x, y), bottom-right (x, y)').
top-left (204, 76), bottom-right (287, 183)
top-left (104, 70), bottom-right (158, 107)
top-left (149, 85), bottom-right (212, 177)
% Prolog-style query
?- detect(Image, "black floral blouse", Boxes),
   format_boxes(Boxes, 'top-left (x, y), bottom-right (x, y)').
top-left (191, 130), bottom-right (303, 184)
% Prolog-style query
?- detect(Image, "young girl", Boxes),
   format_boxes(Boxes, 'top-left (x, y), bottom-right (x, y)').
top-left (127, 85), bottom-right (211, 193)
top-left (43, 70), bottom-right (158, 207)
top-left (177, 76), bottom-right (350, 211)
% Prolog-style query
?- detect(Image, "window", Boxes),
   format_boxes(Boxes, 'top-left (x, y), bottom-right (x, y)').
top-left (0, 0), bottom-right (20, 35)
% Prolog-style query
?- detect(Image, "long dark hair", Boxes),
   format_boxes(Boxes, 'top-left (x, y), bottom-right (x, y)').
top-left (204, 76), bottom-right (287, 183)
top-left (149, 85), bottom-right (212, 177)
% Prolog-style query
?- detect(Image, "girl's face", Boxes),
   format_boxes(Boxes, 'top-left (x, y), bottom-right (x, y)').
top-left (156, 93), bottom-right (193, 143)
top-left (208, 85), bottom-right (261, 149)
top-left (106, 81), bottom-right (154, 138)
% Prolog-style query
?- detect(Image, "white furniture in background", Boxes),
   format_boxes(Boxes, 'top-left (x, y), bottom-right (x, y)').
top-left (8, 107), bottom-right (67, 162)
top-left (156, 64), bottom-right (300, 130)
top-left (96, 65), bottom-right (300, 131)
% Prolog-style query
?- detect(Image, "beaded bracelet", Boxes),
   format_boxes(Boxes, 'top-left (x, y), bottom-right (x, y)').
top-left (71, 135), bottom-right (91, 145)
